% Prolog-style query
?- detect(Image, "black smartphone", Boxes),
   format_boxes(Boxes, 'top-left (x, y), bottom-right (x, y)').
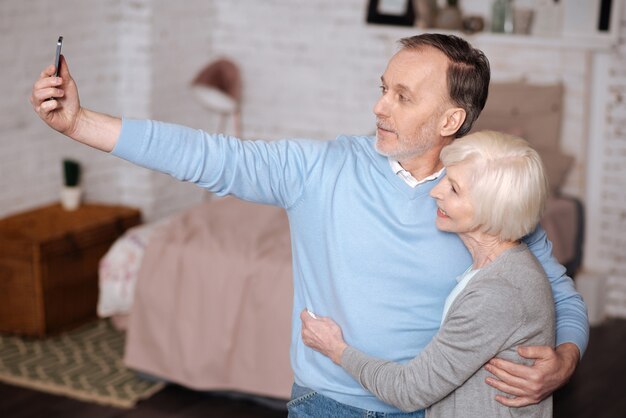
top-left (53, 36), bottom-right (63, 77)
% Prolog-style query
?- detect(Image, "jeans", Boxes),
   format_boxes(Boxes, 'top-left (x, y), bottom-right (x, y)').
top-left (287, 383), bottom-right (426, 418)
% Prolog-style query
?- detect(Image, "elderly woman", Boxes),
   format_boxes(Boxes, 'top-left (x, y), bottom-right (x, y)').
top-left (300, 130), bottom-right (555, 417)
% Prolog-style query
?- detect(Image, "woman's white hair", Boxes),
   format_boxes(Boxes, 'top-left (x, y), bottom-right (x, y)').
top-left (440, 130), bottom-right (549, 242)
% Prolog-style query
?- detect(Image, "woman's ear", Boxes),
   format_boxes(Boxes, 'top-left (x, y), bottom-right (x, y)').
top-left (440, 108), bottom-right (466, 137)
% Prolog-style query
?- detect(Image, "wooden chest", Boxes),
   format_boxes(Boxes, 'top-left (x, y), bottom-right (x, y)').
top-left (0, 203), bottom-right (141, 336)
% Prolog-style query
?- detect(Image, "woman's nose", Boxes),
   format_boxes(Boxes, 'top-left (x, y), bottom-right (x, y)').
top-left (430, 183), bottom-right (442, 199)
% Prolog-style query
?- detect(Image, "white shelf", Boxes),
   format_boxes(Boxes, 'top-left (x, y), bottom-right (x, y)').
top-left (468, 31), bottom-right (617, 51)
top-left (366, 25), bottom-right (618, 52)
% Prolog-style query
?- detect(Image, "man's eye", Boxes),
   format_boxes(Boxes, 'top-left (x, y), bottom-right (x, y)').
top-left (379, 85), bottom-right (387, 94)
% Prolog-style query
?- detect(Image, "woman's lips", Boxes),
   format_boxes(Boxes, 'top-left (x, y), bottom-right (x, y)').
top-left (437, 207), bottom-right (448, 218)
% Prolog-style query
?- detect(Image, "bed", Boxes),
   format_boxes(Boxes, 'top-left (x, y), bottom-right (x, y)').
top-left (98, 197), bottom-right (294, 400)
top-left (97, 81), bottom-right (584, 402)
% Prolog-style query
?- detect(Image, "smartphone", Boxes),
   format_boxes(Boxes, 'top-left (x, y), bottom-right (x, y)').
top-left (53, 36), bottom-right (63, 77)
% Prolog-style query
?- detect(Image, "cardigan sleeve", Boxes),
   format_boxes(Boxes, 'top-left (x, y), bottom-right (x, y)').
top-left (341, 285), bottom-right (524, 413)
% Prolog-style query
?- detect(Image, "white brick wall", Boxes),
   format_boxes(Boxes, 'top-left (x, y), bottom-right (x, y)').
top-left (0, 0), bottom-right (214, 221)
top-left (210, 0), bottom-right (385, 141)
top-left (2, 1), bottom-right (625, 309)
top-left (603, 3), bottom-right (626, 317)
top-left (0, 0), bottom-right (126, 217)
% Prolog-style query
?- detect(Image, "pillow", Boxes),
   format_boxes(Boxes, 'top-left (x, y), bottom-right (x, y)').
top-left (469, 82), bottom-right (572, 194)
top-left (535, 148), bottom-right (574, 196)
top-left (471, 83), bottom-right (564, 151)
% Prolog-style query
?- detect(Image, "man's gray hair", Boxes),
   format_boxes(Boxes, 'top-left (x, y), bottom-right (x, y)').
top-left (399, 33), bottom-right (490, 138)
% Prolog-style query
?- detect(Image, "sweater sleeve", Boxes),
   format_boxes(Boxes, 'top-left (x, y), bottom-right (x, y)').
top-left (523, 226), bottom-right (589, 357)
top-left (340, 286), bottom-right (523, 413)
top-left (111, 118), bottom-right (327, 208)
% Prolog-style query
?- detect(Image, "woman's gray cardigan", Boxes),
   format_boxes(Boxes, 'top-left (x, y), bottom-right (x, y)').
top-left (341, 244), bottom-right (555, 417)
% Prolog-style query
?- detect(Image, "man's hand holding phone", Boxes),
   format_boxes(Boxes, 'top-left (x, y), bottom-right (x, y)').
top-left (31, 36), bottom-right (82, 137)
top-left (30, 36), bottom-right (121, 151)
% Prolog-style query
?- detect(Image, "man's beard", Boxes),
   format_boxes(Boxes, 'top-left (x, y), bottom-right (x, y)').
top-left (374, 118), bottom-right (439, 161)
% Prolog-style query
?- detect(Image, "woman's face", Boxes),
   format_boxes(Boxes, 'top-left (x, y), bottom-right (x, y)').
top-left (430, 162), bottom-right (476, 234)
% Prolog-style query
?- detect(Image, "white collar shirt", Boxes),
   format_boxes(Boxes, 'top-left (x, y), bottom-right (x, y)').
top-left (388, 158), bottom-right (445, 188)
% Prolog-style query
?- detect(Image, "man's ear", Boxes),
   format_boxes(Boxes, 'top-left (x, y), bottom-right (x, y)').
top-left (440, 107), bottom-right (466, 137)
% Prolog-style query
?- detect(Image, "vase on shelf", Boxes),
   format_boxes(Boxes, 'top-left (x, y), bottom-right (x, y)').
top-left (491, 0), bottom-right (514, 33)
top-left (435, 0), bottom-right (463, 30)
top-left (513, 7), bottom-right (534, 34)
top-left (413, 0), bottom-right (438, 28)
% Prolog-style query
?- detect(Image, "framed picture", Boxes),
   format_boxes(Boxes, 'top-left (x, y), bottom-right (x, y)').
top-left (560, 0), bottom-right (622, 41)
top-left (366, 0), bottom-right (416, 27)
top-left (598, 0), bottom-right (613, 32)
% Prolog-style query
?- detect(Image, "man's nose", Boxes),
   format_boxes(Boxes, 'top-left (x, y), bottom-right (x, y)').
top-left (373, 95), bottom-right (389, 117)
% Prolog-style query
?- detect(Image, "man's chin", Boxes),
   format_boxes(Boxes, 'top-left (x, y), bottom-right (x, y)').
top-left (374, 139), bottom-right (403, 159)
top-left (374, 137), bottom-right (393, 157)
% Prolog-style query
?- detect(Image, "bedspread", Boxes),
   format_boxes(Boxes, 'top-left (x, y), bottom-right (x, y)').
top-left (122, 197), bottom-right (294, 399)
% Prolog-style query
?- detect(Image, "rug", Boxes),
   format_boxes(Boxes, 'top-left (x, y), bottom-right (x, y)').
top-left (0, 319), bottom-right (165, 408)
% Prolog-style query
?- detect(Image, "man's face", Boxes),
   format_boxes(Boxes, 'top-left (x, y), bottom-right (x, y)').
top-left (374, 47), bottom-right (451, 161)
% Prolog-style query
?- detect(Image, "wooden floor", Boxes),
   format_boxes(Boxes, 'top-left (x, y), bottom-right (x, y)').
top-left (1, 318), bottom-right (625, 418)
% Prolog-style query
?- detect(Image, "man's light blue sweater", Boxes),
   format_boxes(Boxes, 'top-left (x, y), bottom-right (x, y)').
top-left (113, 119), bottom-right (588, 413)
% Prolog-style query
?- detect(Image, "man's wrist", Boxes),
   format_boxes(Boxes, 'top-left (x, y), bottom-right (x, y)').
top-left (67, 107), bottom-right (85, 139)
top-left (556, 342), bottom-right (580, 380)
top-left (72, 108), bottom-right (122, 152)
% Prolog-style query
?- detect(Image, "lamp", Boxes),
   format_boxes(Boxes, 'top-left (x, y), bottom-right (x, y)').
top-left (191, 58), bottom-right (242, 137)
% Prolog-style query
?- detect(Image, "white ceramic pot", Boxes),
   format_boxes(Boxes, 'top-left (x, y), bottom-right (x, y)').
top-left (60, 186), bottom-right (82, 211)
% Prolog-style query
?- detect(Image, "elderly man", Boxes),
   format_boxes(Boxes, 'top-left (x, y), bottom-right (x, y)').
top-left (32, 33), bottom-right (587, 417)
